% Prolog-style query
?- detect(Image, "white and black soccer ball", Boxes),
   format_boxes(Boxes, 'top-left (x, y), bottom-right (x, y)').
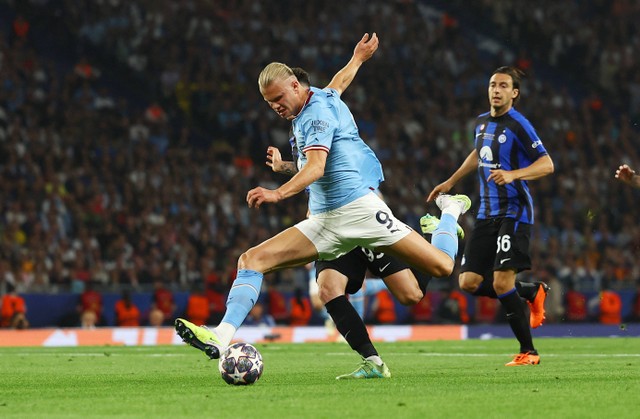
top-left (218, 342), bottom-right (264, 385)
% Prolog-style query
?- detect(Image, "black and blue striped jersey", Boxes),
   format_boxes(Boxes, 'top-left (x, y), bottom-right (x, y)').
top-left (473, 107), bottom-right (547, 224)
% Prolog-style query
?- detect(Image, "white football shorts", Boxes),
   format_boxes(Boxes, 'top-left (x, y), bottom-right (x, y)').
top-left (295, 192), bottom-right (412, 261)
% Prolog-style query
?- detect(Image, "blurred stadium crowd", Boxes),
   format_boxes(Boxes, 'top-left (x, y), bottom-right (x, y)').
top-left (1, 0), bottom-right (639, 327)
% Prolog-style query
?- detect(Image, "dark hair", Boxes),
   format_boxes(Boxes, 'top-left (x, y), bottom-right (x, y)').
top-left (291, 67), bottom-right (311, 86)
top-left (492, 66), bottom-right (525, 104)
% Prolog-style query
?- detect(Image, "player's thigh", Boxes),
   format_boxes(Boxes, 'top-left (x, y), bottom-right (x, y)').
top-left (461, 219), bottom-right (498, 275)
top-left (362, 249), bottom-right (420, 304)
top-left (382, 269), bottom-right (422, 305)
top-left (377, 230), bottom-right (453, 277)
top-left (494, 219), bottom-right (532, 272)
top-left (239, 226), bottom-right (319, 273)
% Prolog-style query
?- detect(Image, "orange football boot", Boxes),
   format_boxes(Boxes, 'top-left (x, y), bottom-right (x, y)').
top-left (527, 282), bottom-right (550, 328)
top-left (505, 351), bottom-right (540, 366)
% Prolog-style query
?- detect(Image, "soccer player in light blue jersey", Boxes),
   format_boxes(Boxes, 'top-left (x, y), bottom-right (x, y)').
top-left (270, 60), bottom-right (435, 379)
top-left (175, 34), bottom-right (472, 369)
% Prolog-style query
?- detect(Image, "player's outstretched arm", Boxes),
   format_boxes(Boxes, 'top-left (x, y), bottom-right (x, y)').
top-left (615, 164), bottom-right (640, 188)
top-left (248, 150), bottom-right (327, 208)
top-left (427, 150), bottom-right (479, 202)
top-left (326, 33), bottom-right (379, 95)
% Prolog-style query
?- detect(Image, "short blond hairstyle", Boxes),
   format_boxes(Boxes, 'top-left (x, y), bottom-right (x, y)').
top-left (258, 62), bottom-right (294, 91)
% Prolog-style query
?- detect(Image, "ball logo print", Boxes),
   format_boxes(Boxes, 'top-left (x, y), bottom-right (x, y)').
top-left (218, 342), bottom-right (264, 385)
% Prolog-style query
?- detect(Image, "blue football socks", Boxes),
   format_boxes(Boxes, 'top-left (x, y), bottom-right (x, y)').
top-left (431, 213), bottom-right (459, 260)
top-left (221, 269), bottom-right (263, 329)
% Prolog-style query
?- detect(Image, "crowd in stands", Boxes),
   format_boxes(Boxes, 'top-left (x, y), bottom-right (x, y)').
top-left (1, 0), bottom-right (640, 328)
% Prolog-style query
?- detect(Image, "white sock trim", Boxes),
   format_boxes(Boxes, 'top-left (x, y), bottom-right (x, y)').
top-left (442, 205), bottom-right (461, 219)
top-left (215, 322), bottom-right (237, 348)
top-left (366, 355), bottom-right (383, 366)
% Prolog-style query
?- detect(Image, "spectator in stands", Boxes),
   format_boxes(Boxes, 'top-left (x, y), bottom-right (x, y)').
top-left (244, 302), bottom-right (276, 327)
top-left (475, 297), bottom-right (498, 324)
top-left (114, 289), bottom-right (140, 327)
top-left (288, 288), bottom-right (312, 326)
top-left (631, 284), bottom-right (640, 323)
top-left (205, 280), bottom-right (226, 325)
top-left (185, 284), bottom-right (210, 326)
top-left (598, 289), bottom-right (622, 325)
top-left (74, 57), bottom-right (100, 80)
top-left (540, 266), bottom-right (564, 324)
top-left (266, 285), bottom-right (289, 325)
top-left (410, 293), bottom-right (434, 324)
top-left (565, 283), bottom-right (588, 322)
top-left (150, 280), bottom-right (176, 326)
top-left (148, 307), bottom-right (165, 327)
top-left (78, 281), bottom-right (103, 328)
top-left (0, 282), bottom-right (29, 329)
top-left (438, 286), bottom-right (470, 324)
top-left (372, 290), bottom-right (396, 325)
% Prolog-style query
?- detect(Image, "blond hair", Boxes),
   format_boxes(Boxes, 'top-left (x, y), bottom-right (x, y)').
top-left (258, 62), bottom-right (294, 91)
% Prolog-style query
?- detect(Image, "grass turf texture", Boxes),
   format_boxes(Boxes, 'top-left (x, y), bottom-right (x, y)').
top-left (1, 338), bottom-right (638, 418)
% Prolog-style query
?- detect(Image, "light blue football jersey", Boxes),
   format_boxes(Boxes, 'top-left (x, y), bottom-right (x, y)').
top-left (291, 87), bottom-right (384, 214)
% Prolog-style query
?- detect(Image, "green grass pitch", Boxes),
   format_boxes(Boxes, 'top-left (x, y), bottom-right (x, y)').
top-left (1, 338), bottom-right (638, 418)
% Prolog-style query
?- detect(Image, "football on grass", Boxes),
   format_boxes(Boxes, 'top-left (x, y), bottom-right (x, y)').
top-left (218, 342), bottom-right (264, 385)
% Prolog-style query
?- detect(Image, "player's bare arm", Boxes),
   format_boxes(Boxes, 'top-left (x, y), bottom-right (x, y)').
top-left (488, 154), bottom-right (554, 185)
top-left (615, 164), bottom-right (640, 188)
top-left (427, 149), bottom-right (479, 202)
top-left (326, 33), bottom-right (378, 95)
top-left (247, 149), bottom-right (327, 208)
top-left (266, 146), bottom-right (298, 176)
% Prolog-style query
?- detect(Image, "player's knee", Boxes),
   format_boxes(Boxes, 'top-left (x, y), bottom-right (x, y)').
top-left (459, 275), bottom-right (479, 293)
top-left (317, 282), bottom-right (343, 305)
top-left (431, 258), bottom-right (454, 278)
top-left (237, 251), bottom-right (252, 269)
top-left (237, 248), bottom-right (263, 270)
top-left (396, 289), bottom-right (423, 306)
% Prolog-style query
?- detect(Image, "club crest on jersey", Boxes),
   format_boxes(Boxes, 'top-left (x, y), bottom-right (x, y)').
top-left (498, 133), bottom-right (507, 143)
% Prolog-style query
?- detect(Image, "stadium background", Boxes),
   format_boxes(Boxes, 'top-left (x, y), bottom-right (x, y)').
top-left (0, 0), bottom-right (639, 331)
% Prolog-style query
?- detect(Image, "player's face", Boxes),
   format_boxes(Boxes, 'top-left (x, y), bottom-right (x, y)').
top-left (261, 76), bottom-right (303, 120)
top-left (488, 73), bottom-right (518, 115)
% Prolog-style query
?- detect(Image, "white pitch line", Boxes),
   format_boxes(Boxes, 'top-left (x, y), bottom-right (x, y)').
top-left (2, 352), bottom-right (190, 357)
top-left (326, 352), bottom-right (640, 357)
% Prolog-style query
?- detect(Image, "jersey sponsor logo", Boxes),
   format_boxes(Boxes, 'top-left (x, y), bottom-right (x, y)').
top-left (479, 161), bottom-right (501, 169)
top-left (482, 133), bottom-right (495, 140)
top-left (479, 146), bottom-right (494, 161)
top-left (311, 119), bottom-right (329, 133)
top-left (531, 140), bottom-right (542, 148)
